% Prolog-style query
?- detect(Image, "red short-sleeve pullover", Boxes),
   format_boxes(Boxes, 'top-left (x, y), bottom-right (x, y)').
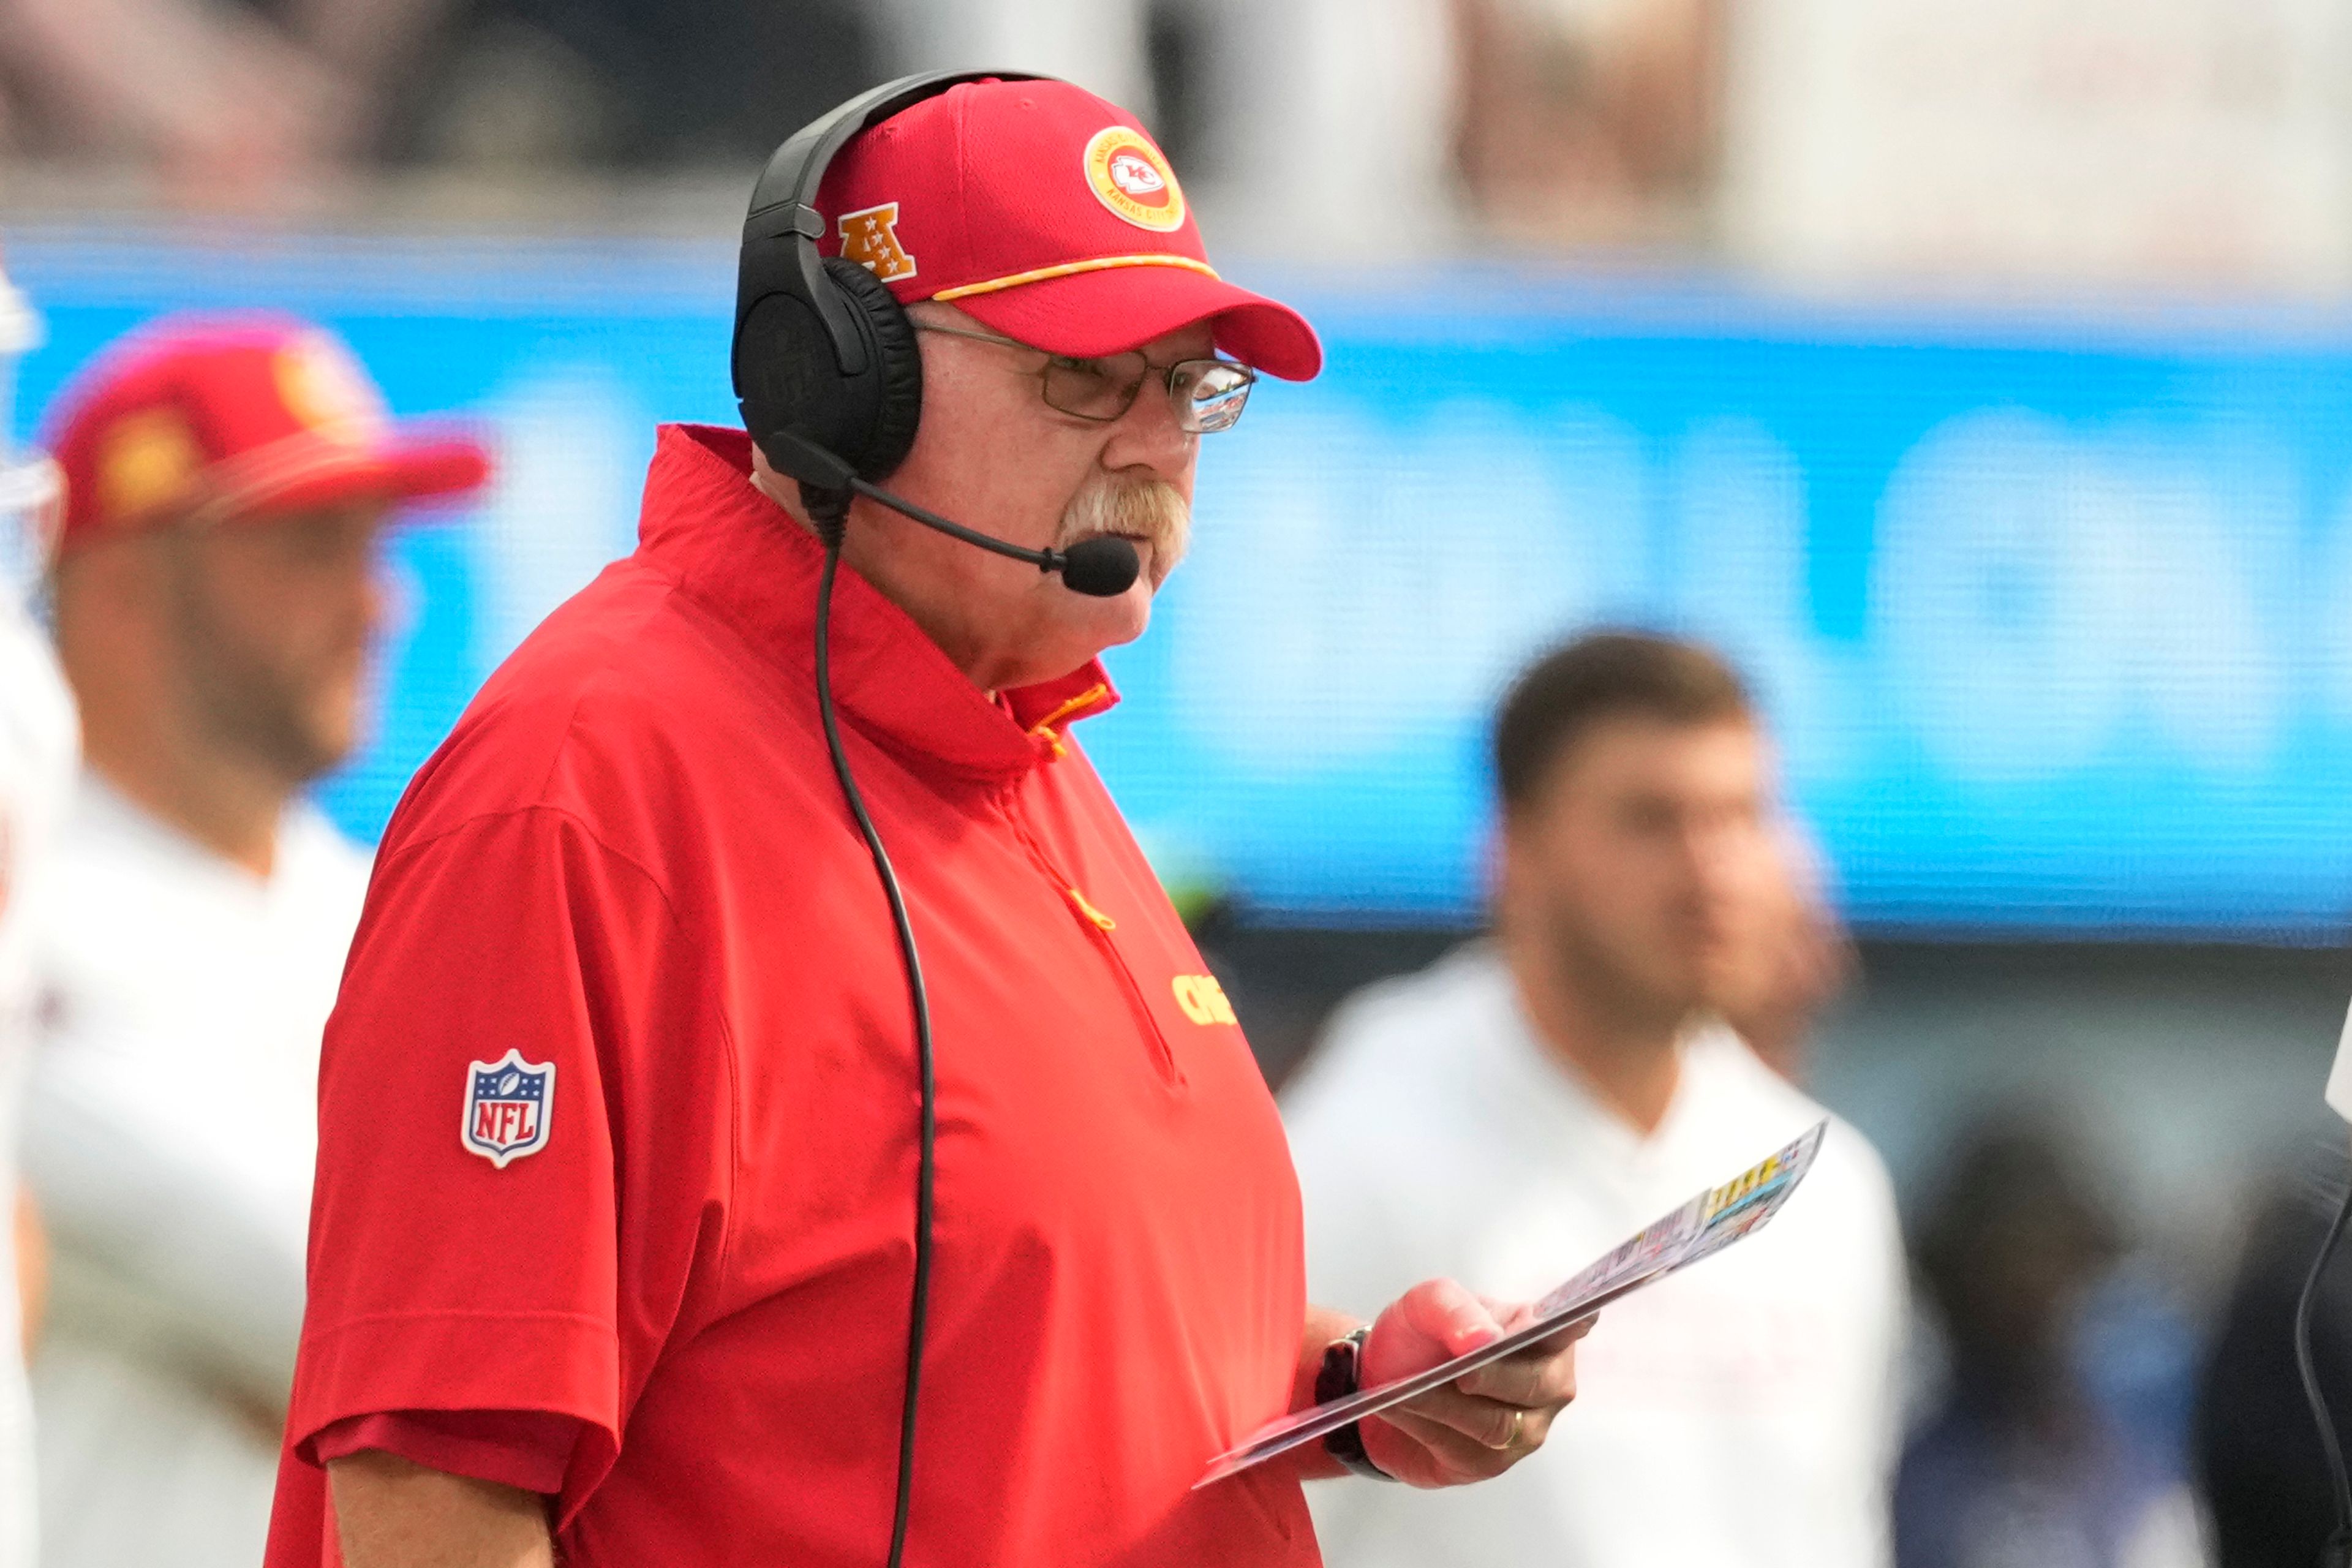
top-left (263, 424), bottom-right (1316, 1567)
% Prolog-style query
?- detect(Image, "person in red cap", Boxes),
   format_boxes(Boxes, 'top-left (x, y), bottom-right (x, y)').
top-left (269, 78), bottom-right (1582, 1568)
top-left (22, 314), bottom-right (488, 1568)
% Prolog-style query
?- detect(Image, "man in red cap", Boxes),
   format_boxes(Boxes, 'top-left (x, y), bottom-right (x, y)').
top-left (270, 78), bottom-right (1582, 1568)
top-left (23, 314), bottom-right (488, 1568)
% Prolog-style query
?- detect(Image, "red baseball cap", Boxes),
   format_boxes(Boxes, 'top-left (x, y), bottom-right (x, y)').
top-left (816, 78), bottom-right (1322, 381)
top-left (43, 312), bottom-right (492, 557)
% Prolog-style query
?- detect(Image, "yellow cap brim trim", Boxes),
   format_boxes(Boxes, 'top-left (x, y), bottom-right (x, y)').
top-left (930, 254), bottom-right (1221, 303)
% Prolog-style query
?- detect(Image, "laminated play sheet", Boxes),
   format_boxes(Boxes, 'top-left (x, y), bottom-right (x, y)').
top-left (1197, 1120), bottom-right (1828, 1487)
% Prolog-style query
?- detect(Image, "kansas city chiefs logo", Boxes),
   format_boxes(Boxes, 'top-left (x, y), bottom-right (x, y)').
top-left (1083, 127), bottom-right (1186, 232)
top-left (1107, 153), bottom-right (1167, 198)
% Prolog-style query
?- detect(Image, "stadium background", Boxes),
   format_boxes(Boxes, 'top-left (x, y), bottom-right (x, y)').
top-left (8, 0), bottom-right (2352, 1491)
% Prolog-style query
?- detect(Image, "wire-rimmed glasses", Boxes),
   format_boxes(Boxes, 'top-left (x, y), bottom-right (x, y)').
top-left (912, 320), bottom-right (1256, 433)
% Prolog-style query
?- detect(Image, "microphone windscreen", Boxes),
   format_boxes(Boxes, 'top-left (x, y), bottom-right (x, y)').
top-left (1059, 535), bottom-right (1141, 597)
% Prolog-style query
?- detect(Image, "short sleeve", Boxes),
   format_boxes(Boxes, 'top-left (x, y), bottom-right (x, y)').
top-left (285, 805), bottom-right (731, 1507)
top-left (311, 1409), bottom-right (582, 1496)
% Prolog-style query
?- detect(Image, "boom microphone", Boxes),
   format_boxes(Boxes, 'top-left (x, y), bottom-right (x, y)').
top-left (1051, 534), bottom-right (1145, 597)
top-left (845, 476), bottom-right (1142, 598)
top-left (758, 431), bottom-right (1141, 598)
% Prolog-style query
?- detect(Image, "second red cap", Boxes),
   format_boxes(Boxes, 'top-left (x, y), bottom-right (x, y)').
top-left (42, 313), bottom-right (492, 557)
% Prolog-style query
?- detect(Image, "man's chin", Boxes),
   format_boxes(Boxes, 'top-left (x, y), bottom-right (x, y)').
top-left (1086, 584), bottom-right (1153, 650)
top-left (1625, 959), bottom-right (1711, 1022)
top-left (994, 597), bottom-right (1150, 693)
top-left (287, 695), bottom-right (364, 781)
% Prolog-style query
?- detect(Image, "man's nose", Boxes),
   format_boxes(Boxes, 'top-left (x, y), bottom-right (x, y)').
top-left (1098, 371), bottom-right (1196, 483)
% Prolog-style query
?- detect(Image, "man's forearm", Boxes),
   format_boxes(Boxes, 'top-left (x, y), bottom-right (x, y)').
top-left (328, 1451), bottom-right (553, 1568)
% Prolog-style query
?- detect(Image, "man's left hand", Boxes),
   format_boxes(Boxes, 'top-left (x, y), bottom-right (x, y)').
top-left (1354, 1279), bottom-right (1590, 1488)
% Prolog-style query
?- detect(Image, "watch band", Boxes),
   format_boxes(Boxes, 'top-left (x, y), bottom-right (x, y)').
top-left (1314, 1327), bottom-right (1396, 1481)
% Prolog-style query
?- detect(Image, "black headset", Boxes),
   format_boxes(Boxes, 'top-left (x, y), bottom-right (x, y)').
top-left (733, 72), bottom-right (1058, 1568)
top-left (731, 70), bottom-right (1048, 497)
top-left (731, 68), bottom-right (1139, 594)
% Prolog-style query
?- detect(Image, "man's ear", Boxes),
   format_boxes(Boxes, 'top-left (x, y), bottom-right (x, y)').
top-left (1490, 813), bottom-right (1537, 934)
top-left (52, 527), bottom-right (153, 625)
top-left (50, 528), bottom-right (180, 709)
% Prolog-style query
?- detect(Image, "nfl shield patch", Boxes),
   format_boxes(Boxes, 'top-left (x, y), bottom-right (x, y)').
top-left (462, 1049), bottom-right (556, 1168)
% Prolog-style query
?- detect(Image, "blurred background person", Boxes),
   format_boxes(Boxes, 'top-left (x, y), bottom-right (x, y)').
top-left (0, 255), bottom-right (74, 1568)
top-left (1896, 1110), bottom-right (2206, 1568)
top-left (0, 0), bottom-right (354, 206)
top-left (1450, 0), bottom-right (1725, 247)
top-left (1284, 630), bottom-right (1906, 1568)
top-left (21, 315), bottom-right (488, 1568)
top-left (0, 0), bottom-right (886, 206)
top-left (352, 0), bottom-right (880, 172)
top-left (2195, 1138), bottom-right (2352, 1568)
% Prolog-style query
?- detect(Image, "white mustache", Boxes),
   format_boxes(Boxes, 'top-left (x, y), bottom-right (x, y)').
top-left (1058, 475), bottom-right (1190, 584)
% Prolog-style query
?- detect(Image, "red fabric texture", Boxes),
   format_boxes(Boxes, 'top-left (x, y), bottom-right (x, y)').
top-left (264, 423), bottom-right (1316, 1568)
top-left (311, 1410), bottom-right (582, 1496)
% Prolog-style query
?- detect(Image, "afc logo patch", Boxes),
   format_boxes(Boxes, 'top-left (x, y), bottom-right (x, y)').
top-left (839, 202), bottom-right (918, 283)
top-left (462, 1049), bottom-right (556, 1168)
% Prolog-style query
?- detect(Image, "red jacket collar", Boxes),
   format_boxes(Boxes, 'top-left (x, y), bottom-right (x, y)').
top-left (634, 424), bottom-right (1120, 783)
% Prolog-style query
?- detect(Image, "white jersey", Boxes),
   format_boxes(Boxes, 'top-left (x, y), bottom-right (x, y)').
top-left (2327, 995), bottom-right (2352, 1122)
top-left (1284, 943), bottom-right (1907, 1568)
top-left (0, 594), bottom-right (79, 1568)
top-left (24, 775), bottom-right (369, 1568)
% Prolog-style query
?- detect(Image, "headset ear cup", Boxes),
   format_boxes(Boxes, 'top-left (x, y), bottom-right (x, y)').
top-left (824, 257), bottom-right (926, 481)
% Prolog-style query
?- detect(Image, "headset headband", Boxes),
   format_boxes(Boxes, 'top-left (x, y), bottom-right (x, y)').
top-left (739, 70), bottom-right (1049, 377)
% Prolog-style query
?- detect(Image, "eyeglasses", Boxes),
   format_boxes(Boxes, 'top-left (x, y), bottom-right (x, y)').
top-left (911, 320), bottom-right (1256, 434)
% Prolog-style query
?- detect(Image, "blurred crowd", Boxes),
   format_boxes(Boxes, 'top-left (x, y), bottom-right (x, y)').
top-left (0, 0), bottom-right (1720, 246)
top-left (4, 0), bottom-right (2343, 291)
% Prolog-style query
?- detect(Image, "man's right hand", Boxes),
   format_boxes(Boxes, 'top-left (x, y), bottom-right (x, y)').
top-left (328, 1451), bottom-right (554, 1568)
top-left (1356, 1280), bottom-right (1589, 1489)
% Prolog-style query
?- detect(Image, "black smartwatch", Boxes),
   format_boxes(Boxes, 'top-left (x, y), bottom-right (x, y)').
top-left (1314, 1327), bottom-right (1396, 1481)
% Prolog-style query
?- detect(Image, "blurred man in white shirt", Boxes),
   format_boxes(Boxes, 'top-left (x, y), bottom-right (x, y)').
top-left (1285, 629), bottom-right (1906, 1568)
top-left (23, 314), bottom-right (487, 1568)
top-left (0, 258), bottom-right (75, 1568)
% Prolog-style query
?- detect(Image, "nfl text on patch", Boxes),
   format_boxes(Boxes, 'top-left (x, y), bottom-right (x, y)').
top-left (462, 1048), bottom-right (556, 1168)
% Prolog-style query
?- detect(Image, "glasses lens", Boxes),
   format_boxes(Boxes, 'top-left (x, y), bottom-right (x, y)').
top-left (1042, 353), bottom-right (1148, 421)
top-left (1175, 360), bottom-right (1254, 434)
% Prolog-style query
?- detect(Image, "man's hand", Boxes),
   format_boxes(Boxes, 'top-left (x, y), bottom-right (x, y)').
top-left (1355, 1280), bottom-right (1591, 1488)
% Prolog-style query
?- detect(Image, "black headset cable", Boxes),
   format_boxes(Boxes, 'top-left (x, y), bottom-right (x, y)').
top-left (810, 494), bottom-right (937, 1568)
